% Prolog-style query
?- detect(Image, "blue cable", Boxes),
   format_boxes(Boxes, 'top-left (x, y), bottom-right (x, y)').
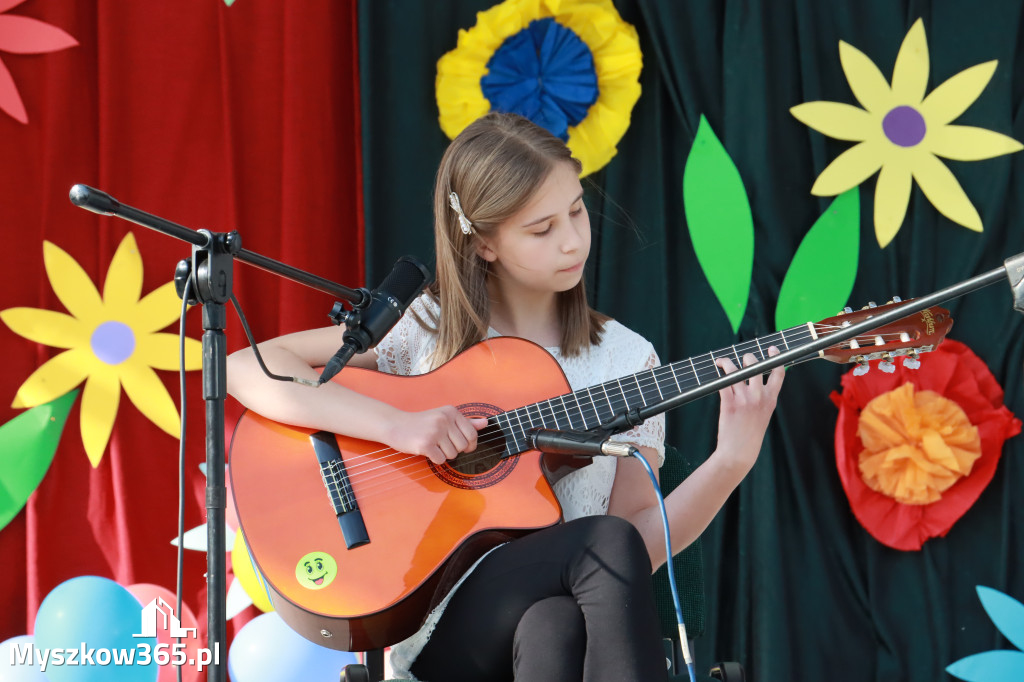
top-left (629, 447), bottom-right (696, 682)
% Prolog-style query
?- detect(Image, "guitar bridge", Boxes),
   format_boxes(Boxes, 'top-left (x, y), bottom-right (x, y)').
top-left (309, 431), bottom-right (369, 549)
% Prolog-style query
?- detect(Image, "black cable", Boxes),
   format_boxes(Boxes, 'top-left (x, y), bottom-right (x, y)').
top-left (228, 293), bottom-right (318, 387)
top-left (175, 276), bottom-right (191, 682)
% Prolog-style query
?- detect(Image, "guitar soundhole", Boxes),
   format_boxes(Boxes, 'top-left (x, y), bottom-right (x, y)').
top-left (429, 405), bottom-right (518, 489)
top-left (448, 424), bottom-right (507, 475)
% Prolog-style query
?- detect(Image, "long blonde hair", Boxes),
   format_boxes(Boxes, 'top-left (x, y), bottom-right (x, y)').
top-left (426, 112), bottom-right (607, 368)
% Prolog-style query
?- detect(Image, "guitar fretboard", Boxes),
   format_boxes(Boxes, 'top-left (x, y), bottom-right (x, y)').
top-left (492, 324), bottom-right (817, 455)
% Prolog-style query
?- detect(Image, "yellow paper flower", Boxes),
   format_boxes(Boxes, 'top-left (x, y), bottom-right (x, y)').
top-left (1, 233), bottom-right (202, 466)
top-left (857, 382), bottom-right (981, 505)
top-left (436, 0), bottom-right (642, 177)
top-left (791, 18), bottom-right (1023, 248)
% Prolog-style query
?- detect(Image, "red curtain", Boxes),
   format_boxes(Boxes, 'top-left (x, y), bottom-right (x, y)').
top-left (0, 0), bottom-right (363, 647)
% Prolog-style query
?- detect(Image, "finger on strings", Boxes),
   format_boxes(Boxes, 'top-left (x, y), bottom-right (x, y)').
top-left (741, 352), bottom-right (761, 386)
top-left (715, 356), bottom-right (738, 400)
top-left (715, 356), bottom-right (738, 375)
top-left (449, 426), bottom-right (470, 454)
top-left (766, 345), bottom-right (785, 392)
top-left (459, 417), bottom-right (483, 452)
top-left (425, 445), bottom-right (446, 465)
top-left (439, 439), bottom-right (459, 461)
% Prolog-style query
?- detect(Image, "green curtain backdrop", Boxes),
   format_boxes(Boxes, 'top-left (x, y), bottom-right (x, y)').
top-left (358, 2), bottom-right (1024, 680)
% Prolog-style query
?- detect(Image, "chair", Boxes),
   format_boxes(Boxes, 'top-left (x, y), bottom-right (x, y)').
top-left (341, 444), bottom-right (743, 682)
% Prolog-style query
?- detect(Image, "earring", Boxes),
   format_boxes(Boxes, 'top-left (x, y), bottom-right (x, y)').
top-left (448, 191), bottom-right (474, 235)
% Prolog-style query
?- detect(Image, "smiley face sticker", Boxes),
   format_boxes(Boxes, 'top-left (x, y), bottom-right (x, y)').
top-left (295, 551), bottom-right (338, 590)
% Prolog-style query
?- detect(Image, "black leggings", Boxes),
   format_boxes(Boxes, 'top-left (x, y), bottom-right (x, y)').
top-left (411, 515), bottom-right (669, 682)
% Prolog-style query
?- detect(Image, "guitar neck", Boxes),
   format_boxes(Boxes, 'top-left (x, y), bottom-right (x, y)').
top-left (493, 323), bottom-right (817, 455)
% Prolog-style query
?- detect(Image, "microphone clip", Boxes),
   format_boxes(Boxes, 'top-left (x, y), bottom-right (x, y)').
top-left (327, 294), bottom-right (375, 350)
top-left (1006, 251), bottom-right (1024, 314)
top-left (316, 257), bottom-right (432, 386)
top-left (529, 428), bottom-right (635, 458)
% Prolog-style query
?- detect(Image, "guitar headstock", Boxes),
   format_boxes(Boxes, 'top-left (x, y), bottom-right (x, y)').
top-left (815, 298), bottom-right (953, 374)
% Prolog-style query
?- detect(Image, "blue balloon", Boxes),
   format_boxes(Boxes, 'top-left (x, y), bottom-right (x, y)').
top-left (0, 635), bottom-right (51, 681)
top-left (33, 576), bottom-right (157, 682)
top-left (228, 613), bottom-right (357, 682)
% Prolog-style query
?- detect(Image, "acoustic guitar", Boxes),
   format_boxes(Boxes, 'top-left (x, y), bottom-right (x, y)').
top-left (228, 300), bottom-right (952, 651)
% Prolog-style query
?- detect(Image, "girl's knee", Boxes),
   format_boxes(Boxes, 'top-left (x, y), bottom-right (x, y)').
top-left (593, 516), bottom-right (647, 557)
top-left (576, 515), bottom-right (653, 577)
top-left (513, 596), bottom-right (586, 676)
top-left (515, 596), bottom-right (585, 643)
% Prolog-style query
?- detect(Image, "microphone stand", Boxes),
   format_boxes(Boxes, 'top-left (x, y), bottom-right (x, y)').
top-left (68, 184), bottom-right (370, 682)
top-left (625, 251), bottom-right (1024, 426)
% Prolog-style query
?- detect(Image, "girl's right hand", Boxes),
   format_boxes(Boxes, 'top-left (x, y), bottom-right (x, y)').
top-left (387, 406), bottom-right (488, 465)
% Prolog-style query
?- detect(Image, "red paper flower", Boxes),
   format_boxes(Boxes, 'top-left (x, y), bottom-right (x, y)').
top-left (0, 0), bottom-right (78, 124)
top-left (831, 339), bottom-right (1021, 551)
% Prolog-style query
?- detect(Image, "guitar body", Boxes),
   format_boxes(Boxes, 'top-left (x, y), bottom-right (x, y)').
top-left (229, 337), bottom-right (572, 651)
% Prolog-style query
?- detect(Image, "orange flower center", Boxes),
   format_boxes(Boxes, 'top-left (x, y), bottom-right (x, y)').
top-left (857, 383), bottom-right (981, 505)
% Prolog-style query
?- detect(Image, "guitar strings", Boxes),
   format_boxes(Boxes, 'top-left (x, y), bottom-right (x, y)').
top-left (328, 337), bottom-right (918, 508)
top-left (316, 327), bottom-right (918, 505)
top-left (334, 324), bottom-right (905, 478)
top-left (331, 329), bottom-right (810, 478)
top-left (331, 326), bottom-right (911, 493)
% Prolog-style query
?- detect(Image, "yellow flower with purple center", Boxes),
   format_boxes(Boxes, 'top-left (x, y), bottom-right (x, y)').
top-left (791, 18), bottom-right (1022, 248)
top-left (436, 0), bottom-right (642, 177)
top-left (0, 233), bottom-right (202, 466)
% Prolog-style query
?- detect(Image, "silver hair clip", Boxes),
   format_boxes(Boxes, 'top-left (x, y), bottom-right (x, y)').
top-left (448, 191), bottom-right (474, 235)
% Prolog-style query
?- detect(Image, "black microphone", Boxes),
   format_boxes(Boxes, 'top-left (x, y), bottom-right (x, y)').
top-left (69, 184), bottom-right (120, 215)
top-left (530, 428), bottom-right (634, 457)
top-left (318, 256), bottom-right (432, 385)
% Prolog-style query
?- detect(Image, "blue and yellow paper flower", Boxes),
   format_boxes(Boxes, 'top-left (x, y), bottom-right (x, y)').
top-left (791, 19), bottom-right (1022, 248)
top-left (436, 0), bottom-right (642, 176)
top-left (0, 233), bottom-right (202, 466)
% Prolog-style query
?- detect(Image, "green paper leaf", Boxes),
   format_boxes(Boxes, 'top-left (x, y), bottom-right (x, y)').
top-left (775, 189), bottom-right (860, 331)
top-left (0, 390), bottom-right (78, 531)
top-left (683, 115), bottom-right (754, 334)
top-left (224, 0), bottom-right (236, 6)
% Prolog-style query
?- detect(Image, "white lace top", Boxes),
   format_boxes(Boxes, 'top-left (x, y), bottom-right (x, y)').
top-left (375, 294), bottom-right (665, 678)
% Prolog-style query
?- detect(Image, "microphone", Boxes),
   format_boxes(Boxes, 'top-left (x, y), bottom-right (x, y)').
top-left (69, 184), bottom-right (120, 215)
top-left (318, 256), bottom-right (432, 385)
top-left (529, 428), bottom-right (634, 457)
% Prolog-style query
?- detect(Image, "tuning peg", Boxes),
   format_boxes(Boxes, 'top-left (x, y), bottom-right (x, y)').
top-left (878, 353), bottom-right (896, 373)
top-left (892, 296), bottom-right (902, 303)
top-left (852, 361), bottom-right (871, 377)
top-left (842, 306), bottom-right (853, 314)
top-left (903, 357), bottom-right (921, 369)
